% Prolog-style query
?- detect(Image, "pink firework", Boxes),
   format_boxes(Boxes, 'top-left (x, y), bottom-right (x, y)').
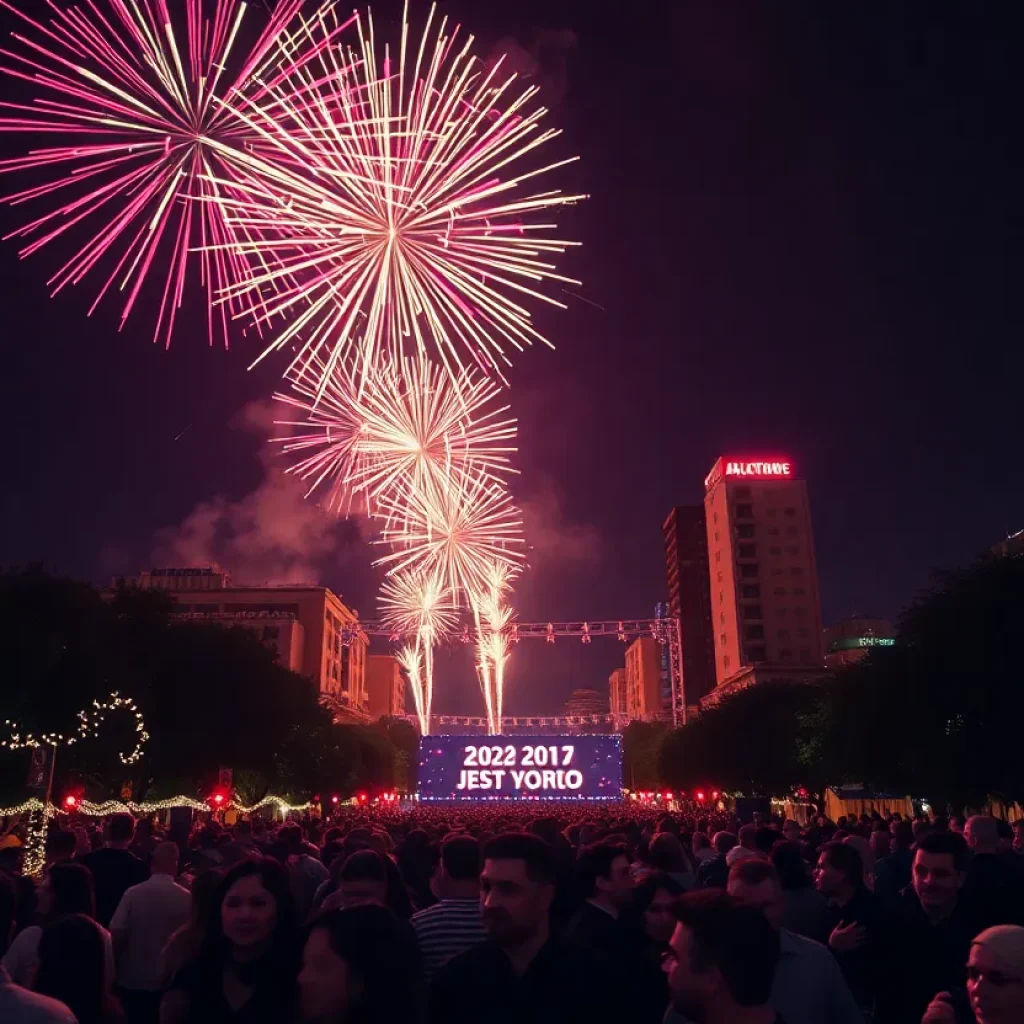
top-left (0, 0), bottom-right (354, 347)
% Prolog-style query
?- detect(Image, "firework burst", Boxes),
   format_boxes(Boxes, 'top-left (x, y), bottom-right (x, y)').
top-left (207, 0), bottom-right (586, 388)
top-left (0, 0), bottom-right (354, 347)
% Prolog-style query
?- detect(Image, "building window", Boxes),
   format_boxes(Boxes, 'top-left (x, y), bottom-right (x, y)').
top-left (794, 607), bottom-right (808, 619)
top-left (793, 587), bottom-right (806, 597)
top-left (736, 503), bottom-right (753, 519)
top-left (786, 526), bottom-right (799, 537)
top-left (741, 584), bottom-right (760, 599)
top-left (746, 645), bottom-right (767, 663)
top-left (738, 544), bottom-right (757, 559)
top-left (791, 567), bottom-right (805, 577)
top-left (715, 550), bottom-right (721, 563)
top-left (742, 605), bottom-right (763, 620)
top-left (776, 607), bottom-right (788, 618)
top-left (715, 531), bottom-right (720, 543)
top-left (774, 586), bottom-right (786, 596)
top-left (767, 508), bottom-right (777, 518)
top-left (787, 545), bottom-right (800, 556)
top-left (723, 655), bottom-right (730, 670)
top-left (713, 511), bottom-right (718, 524)
top-left (740, 563), bottom-right (759, 578)
top-left (720, 612), bottom-right (725, 625)
top-left (717, 572), bottom-right (723, 584)
top-left (719, 591), bottom-right (724, 604)
top-left (800, 648), bottom-right (814, 663)
top-left (797, 628), bottom-right (810, 638)
top-left (736, 524), bottom-right (755, 539)
top-left (744, 624), bottom-right (765, 641)
top-left (769, 546), bottom-right (782, 556)
top-left (779, 648), bottom-right (793, 658)
top-left (769, 527), bottom-right (780, 536)
top-left (784, 507), bottom-right (797, 517)
top-left (734, 486), bottom-right (752, 500)
top-left (777, 629), bottom-right (791, 640)
top-left (770, 567), bottom-right (783, 576)
top-left (720, 633), bottom-right (727, 647)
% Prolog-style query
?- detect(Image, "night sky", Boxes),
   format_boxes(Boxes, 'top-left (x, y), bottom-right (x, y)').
top-left (1, 1), bottom-right (1021, 714)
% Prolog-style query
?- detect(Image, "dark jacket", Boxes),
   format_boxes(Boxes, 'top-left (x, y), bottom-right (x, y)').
top-left (696, 854), bottom-right (728, 890)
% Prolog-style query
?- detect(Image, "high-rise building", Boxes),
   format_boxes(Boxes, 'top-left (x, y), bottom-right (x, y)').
top-left (663, 506), bottom-right (716, 707)
top-left (563, 689), bottom-right (608, 716)
top-left (625, 636), bottom-right (664, 721)
top-left (365, 655), bottom-right (406, 719)
top-left (703, 457), bottom-right (825, 701)
top-left (609, 668), bottom-right (627, 724)
top-left (824, 617), bottom-right (895, 669)
top-left (111, 568), bottom-right (367, 718)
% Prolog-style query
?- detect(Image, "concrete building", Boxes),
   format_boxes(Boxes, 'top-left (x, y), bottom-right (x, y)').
top-left (824, 617), bottom-right (896, 670)
top-left (609, 668), bottom-right (627, 724)
top-left (563, 688), bottom-right (608, 716)
top-left (365, 654), bottom-right (406, 719)
top-left (663, 506), bottom-right (716, 707)
top-left (703, 457), bottom-right (825, 702)
top-left (625, 636), bottom-right (664, 721)
top-left (113, 568), bottom-right (368, 718)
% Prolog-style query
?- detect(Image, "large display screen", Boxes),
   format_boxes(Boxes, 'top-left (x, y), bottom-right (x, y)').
top-left (417, 735), bottom-right (622, 801)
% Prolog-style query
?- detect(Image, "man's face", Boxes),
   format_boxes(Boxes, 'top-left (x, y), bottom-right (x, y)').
top-left (913, 850), bottom-right (963, 912)
top-left (481, 857), bottom-right (552, 946)
top-left (967, 941), bottom-right (1024, 1024)
top-left (663, 922), bottom-right (717, 1020)
top-left (597, 854), bottom-right (634, 910)
top-left (728, 877), bottom-right (785, 932)
top-left (338, 878), bottom-right (387, 908)
top-left (814, 853), bottom-right (844, 898)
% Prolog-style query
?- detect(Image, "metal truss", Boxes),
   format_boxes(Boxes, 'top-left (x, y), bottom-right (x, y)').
top-left (343, 616), bottom-right (685, 727)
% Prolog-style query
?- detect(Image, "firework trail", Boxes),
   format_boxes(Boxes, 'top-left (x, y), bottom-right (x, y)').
top-left (380, 568), bottom-right (457, 734)
top-left (207, 0), bottom-right (586, 390)
top-left (274, 354), bottom-right (517, 517)
top-left (472, 562), bottom-right (516, 734)
top-left (0, 0), bottom-right (354, 347)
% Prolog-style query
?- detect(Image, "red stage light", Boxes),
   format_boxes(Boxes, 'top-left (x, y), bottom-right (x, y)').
top-left (331, 795), bottom-right (339, 804)
top-left (63, 795), bottom-right (77, 808)
top-left (712, 790), bottom-right (720, 800)
top-left (213, 794), bottom-right (224, 805)
top-left (696, 791), bottom-right (705, 801)
top-left (357, 792), bottom-right (368, 803)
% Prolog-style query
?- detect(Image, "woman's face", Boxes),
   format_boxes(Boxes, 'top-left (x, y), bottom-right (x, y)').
top-left (968, 944), bottom-right (1024, 1024)
top-left (643, 887), bottom-right (677, 944)
top-left (220, 875), bottom-right (277, 950)
top-left (299, 927), bottom-right (355, 1022)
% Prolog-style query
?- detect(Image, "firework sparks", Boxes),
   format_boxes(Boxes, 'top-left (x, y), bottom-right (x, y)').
top-left (381, 568), bottom-right (457, 734)
top-left (207, 0), bottom-right (586, 388)
top-left (472, 562), bottom-right (516, 734)
top-left (0, 0), bottom-right (355, 347)
top-left (275, 354), bottom-right (517, 516)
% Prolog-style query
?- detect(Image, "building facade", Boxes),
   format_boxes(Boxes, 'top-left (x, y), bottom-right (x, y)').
top-left (563, 688), bottom-right (609, 716)
top-left (365, 654), bottom-right (406, 719)
top-left (663, 506), bottom-right (716, 708)
top-left (703, 457), bottom-right (825, 701)
top-left (824, 617), bottom-right (895, 670)
top-left (625, 636), bottom-right (664, 721)
top-left (609, 668), bottom-right (627, 724)
top-left (113, 568), bottom-right (368, 718)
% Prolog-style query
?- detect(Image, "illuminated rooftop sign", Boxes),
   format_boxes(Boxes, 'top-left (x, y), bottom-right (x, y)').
top-left (705, 457), bottom-right (794, 492)
top-left (828, 636), bottom-right (896, 652)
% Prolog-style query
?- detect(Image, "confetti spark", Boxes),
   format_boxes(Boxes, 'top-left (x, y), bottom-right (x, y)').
top-left (208, 0), bottom-right (586, 388)
top-left (0, 0), bottom-right (354, 347)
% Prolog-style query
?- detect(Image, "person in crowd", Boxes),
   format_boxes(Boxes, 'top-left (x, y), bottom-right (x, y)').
top-left (843, 835), bottom-right (877, 890)
top-left (737, 824), bottom-right (762, 857)
top-left (922, 923), bottom-right (1024, 1024)
top-left (4, 860), bottom-right (115, 989)
top-left (396, 831), bottom-right (436, 912)
top-left (563, 840), bottom-right (635, 955)
top-left (870, 825), bottom-right (892, 861)
top-left (79, 814), bottom-right (147, 928)
top-left (691, 832), bottom-right (716, 865)
top-left (411, 835), bottom-right (486, 981)
top-left (630, 872), bottom-right (683, 1024)
top-left (876, 831), bottom-right (974, 1024)
top-left (0, 874), bottom-right (77, 1023)
top-left (160, 869), bottom-right (222, 989)
top-left (876, 820), bottom-right (915, 906)
top-left (109, 841), bottom-right (190, 1024)
top-left (46, 830), bottom-right (79, 870)
top-left (299, 905), bottom-right (423, 1023)
top-left (321, 851), bottom-right (388, 911)
top-left (35, 915), bottom-right (124, 1024)
top-left (430, 832), bottom-right (625, 1024)
top-left (645, 833), bottom-right (695, 890)
top-left (277, 825), bottom-right (330, 922)
top-left (161, 858), bottom-right (300, 1024)
top-left (662, 891), bottom-right (781, 1024)
top-left (696, 832), bottom-right (735, 889)
top-left (814, 840), bottom-right (883, 1012)
top-left (770, 841), bottom-right (832, 945)
top-left (962, 816), bottom-right (1024, 932)
top-left (782, 820), bottom-right (802, 844)
top-left (1012, 821), bottom-right (1023, 856)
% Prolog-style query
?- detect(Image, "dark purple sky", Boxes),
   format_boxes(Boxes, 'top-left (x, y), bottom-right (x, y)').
top-left (0, 1), bottom-right (1020, 713)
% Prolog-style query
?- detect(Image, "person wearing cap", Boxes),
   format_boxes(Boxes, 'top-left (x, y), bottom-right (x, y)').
top-left (922, 924), bottom-right (1024, 1023)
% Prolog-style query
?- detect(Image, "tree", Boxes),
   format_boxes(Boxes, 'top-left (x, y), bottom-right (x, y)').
top-left (658, 681), bottom-right (822, 795)
top-left (811, 555), bottom-right (1024, 808)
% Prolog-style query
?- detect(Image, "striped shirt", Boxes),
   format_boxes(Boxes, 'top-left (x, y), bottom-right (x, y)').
top-left (412, 898), bottom-right (487, 979)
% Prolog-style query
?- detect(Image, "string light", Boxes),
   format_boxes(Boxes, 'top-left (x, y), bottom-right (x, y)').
top-left (0, 794), bottom-right (312, 818)
top-left (2, 693), bottom-right (149, 765)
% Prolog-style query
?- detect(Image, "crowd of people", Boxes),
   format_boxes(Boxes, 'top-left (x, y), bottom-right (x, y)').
top-left (0, 801), bottom-right (1023, 1023)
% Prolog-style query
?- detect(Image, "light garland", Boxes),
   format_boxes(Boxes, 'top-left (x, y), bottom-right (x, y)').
top-left (2, 692), bottom-right (149, 765)
top-left (0, 795), bottom-right (312, 818)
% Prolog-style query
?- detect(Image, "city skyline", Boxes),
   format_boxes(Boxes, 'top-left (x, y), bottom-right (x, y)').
top-left (1, 0), bottom-right (1021, 715)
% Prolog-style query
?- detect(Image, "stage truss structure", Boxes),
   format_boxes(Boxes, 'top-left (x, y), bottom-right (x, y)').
top-left (342, 617), bottom-right (686, 728)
